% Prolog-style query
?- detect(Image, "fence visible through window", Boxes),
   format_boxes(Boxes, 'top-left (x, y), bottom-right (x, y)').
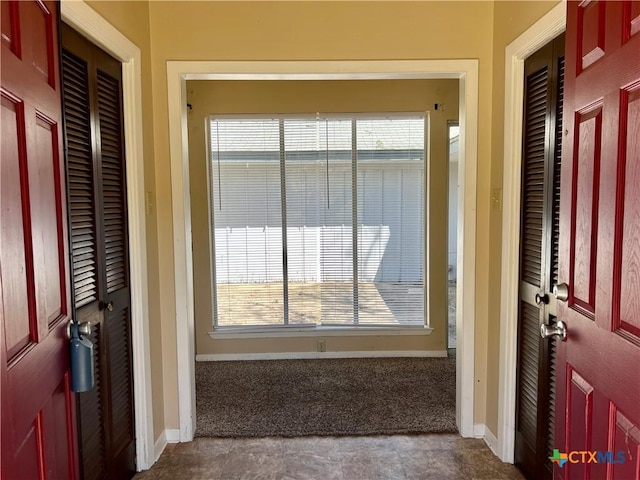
top-left (208, 114), bottom-right (426, 328)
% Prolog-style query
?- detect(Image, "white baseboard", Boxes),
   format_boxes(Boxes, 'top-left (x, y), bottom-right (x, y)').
top-left (153, 431), bottom-right (167, 464)
top-left (165, 429), bottom-right (181, 443)
top-left (151, 429), bottom-right (181, 467)
top-left (472, 423), bottom-right (500, 459)
top-left (473, 423), bottom-right (485, 438)
top-left (196, 350), bottom-right (448, 361)
top-left (484, 426), bottom-right (500, 457)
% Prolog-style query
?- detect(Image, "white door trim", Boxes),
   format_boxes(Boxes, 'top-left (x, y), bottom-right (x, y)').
top-left (167, 59), bottom-right (479, 442)
top-left (497, 1), bottom-right (566, 463)
top-left (60, 1), bottom-right (154, 471)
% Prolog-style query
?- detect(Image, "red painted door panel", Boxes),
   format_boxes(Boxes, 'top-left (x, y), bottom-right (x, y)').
top-left (1, 1), bottom-right (77, 478)
top-left (557, 1), bottom-right (640, 479)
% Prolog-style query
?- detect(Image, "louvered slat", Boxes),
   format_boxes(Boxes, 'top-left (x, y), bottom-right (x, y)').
top-left (521, 66), bottom-right (549, 287)
top-left (547, 317), bottom-right (558, 458)
top-left (64, 25), bottom-right (135, 478)
top-left (108, 307), bottom-right (134, 451)
top-left (97, 71), bottom-right (127, 294)
top-left (551, 56), bottom-right (565, 287)
top-left (78, 324), bottom-right (106, 480)
top-left (545, 55), bottom-right (565, 461)
top-left (518, 302), bottom-right (541, 447)
top-left (62, 50), bottom-right (98, 308)
top-left (516, 36), bottom-right (565, 480)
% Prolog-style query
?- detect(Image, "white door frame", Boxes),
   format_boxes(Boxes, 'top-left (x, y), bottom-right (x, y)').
top-left (167, 60), bottom-right (479, 441)
top-left (60, 1), bottom-right (155, 471)
top-left (497, 2), bottom-right (566, 463)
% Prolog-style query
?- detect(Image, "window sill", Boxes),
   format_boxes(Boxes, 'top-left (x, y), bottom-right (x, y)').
top-left (208, 324), bottom-right (433, 339)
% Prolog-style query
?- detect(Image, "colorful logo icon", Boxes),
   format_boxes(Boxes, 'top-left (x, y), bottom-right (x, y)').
top-left (549, 449), bottom-right (626, 468)
top-left (549, 449), bottom-right (569, 468)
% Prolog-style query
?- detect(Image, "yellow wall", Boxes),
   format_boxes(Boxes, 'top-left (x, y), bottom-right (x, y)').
top-left (186, 79), bottom-right (459, 356)
top-left (82, 0), bottom-right (564, 442)
top-left (83, 0), bottom-right (166, 443)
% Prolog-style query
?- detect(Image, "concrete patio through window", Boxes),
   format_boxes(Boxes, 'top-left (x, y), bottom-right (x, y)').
top-left (213, 280), bottom-right (458, 348)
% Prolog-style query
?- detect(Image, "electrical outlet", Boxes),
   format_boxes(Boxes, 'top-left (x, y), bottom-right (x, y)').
top-left (317, 340), bottom-right (326, 352)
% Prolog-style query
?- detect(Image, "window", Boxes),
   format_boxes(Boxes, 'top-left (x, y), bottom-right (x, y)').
top-left (209, 114), bottom-right (426, 328)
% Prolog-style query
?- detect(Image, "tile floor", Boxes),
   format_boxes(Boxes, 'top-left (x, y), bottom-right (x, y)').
top-left (134, 434), bottom-right (524, 480)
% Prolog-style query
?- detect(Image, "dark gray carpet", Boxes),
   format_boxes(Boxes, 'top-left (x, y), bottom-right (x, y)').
top-left (195, 355), bottom-right (456, 438)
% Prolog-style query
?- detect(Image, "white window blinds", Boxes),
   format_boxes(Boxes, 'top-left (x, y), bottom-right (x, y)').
top-left (209, 115), bottom-right (425, 328)
top-left (210, 119), bottom-right (284, 326)
top-left (356, 118), bottom-right (425, 325)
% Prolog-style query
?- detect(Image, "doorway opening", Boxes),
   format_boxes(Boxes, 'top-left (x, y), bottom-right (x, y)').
top-left (167, 60), bottom-right (479, 441)
top-left (189, 90), bottom-right (458, 436)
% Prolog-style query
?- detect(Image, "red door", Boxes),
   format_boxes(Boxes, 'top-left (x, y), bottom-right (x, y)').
top-left (1, 1), bottom-right (77, 478)
top-left (555, 1), bottom-right (640, 479)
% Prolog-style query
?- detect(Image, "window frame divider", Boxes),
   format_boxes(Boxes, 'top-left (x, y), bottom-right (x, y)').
top-left (208, 117), bottom-right (221, 327)
top-left (279, 118), bottom-right (289, 324)
top-left (351, 118), bottom-right (359, 324)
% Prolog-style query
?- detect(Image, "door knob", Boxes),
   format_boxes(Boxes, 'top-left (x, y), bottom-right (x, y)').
top-left (67, 319), bottom-right (92, 340)
top-left (540, 320), bottom-right (567, 342)
top-left (104, 300), bottom-right (114, 312)
top-left (553, 283), bottom-right (569, 302)
top-left (535, 293), bottom-right (549, 305)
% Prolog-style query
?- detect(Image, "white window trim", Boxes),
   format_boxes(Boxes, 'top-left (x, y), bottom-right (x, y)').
top-left (209, 324), bottom-right (433, 339)
top-left (209, 112), bottom-right (427, 120)
top-left (207, 113), bottom-right (428, 330)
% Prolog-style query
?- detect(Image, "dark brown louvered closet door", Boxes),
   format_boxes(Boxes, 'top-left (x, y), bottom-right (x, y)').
top-left (61, 24), bottom-right (135, 480)
top-left (515, 33), bottom-right (564, 480)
